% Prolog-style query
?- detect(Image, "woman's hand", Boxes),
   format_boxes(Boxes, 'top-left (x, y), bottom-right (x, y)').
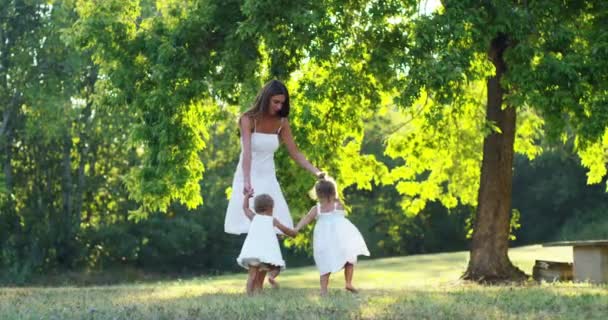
top-left (316, 171), bottom-right (327, 179)
top-left (243, 181), bottom-right (254, 195)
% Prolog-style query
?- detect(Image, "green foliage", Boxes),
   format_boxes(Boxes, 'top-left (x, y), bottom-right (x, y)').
top-left (512, 151), bottom-right (608, 245)
top-left (373, 1), bottom-right (608, 221)
top-left (0, 171), bottom-right (6, 198)
top-left (578, 128), bottom-right (608, 187)
top-left (1, 0), bottom-right (608, 279)
top-left (384, 86), bottom-right (485, 213)
top-left (509, 208), bottom-right (522, 241)
top-left (279, 61), bottom-right (389, 219)
top-left (558, 204), bottom-right (608, 241)
top-left (73, 0), bottom-right (262, 214)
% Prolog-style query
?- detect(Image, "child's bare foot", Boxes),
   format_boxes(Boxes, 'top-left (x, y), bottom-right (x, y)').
top-left (345, 285), bottom-right (359, 294)
top-left (268, 276), bottom-right (280, 289)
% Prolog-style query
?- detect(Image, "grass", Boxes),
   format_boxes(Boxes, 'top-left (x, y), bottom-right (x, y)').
top-left (1, 245), bottom-right (607, 319)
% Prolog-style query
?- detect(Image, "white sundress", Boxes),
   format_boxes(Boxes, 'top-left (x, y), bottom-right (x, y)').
top-left (236, 214), bottom-right (286, 269)
top-left (313, 203), bottom-right (370, 275)
top-left (224, 119), bottom-right (293, 234)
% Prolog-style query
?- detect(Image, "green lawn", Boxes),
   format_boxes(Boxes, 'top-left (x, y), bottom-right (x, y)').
top-left (1, 245), bottom-right (607, 319)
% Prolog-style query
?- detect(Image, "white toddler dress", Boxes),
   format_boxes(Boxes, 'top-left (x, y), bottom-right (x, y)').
top-left (236, 214), bottom-right (286, 269)
top-left (224, 119), bottom-right (293, 234)
top-left (313, 203), bottom-right (370, 275)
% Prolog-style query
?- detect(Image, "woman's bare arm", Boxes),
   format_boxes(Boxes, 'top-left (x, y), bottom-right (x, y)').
top-left (279, 119), bottom-right (322, 176)
top-left (239, 115), bottom-right (254, 193)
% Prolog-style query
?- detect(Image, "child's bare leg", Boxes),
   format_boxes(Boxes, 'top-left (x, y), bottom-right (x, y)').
top-left (255, 269), bottom-right (267, 293)
top-left (268, 267), bottom-right (280, 288)
top-left (344, 263), bottom-right (358, 293)
top-left (320, 273), bottom-right (331, 296)
top-left (246, 266), bottom-right (259, 296)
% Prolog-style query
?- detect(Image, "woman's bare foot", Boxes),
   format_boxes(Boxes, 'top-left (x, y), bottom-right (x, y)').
top-left (345, 285), bottom-right (359, 293)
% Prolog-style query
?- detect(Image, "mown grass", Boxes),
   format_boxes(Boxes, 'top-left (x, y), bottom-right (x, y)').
top-left (1, 245), bottom-right (606, 319)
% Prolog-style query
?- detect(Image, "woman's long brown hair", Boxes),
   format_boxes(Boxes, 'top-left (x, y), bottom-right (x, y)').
top-left (243, 80), bottom-right (290, 118)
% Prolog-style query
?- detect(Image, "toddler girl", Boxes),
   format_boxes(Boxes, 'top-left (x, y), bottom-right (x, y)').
top-left (295, 175), bottom-right (370, 295)
top-left (237, 191), bottom-right (297, 295)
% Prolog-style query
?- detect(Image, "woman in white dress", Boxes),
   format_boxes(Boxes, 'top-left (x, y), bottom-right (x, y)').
top-left (225, 80), bottom-right (323, 286)
top-left (295, 175), bottom-right (370, 296)
top-left (237, 191), bottom-right (297, 295)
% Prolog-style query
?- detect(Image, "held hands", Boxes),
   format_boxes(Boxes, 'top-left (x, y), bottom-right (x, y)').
top-left (242, 188), bottom-right (255, 220)
top-left (244, 188), bottom-right (254, 199)
top-left (243, 181), bottom-right (254, 196)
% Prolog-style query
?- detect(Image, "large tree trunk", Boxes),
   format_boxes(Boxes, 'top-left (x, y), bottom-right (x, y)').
top-left (462, 34), bottom-right (527, 283)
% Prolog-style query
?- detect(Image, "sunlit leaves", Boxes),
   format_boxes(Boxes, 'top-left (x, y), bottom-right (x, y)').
top-left (385, 86), bottom-right (485, 214)
top-left (74, 0), bottom-right (255, 214)
top-left (381, 1), bottom-right (608, 223)
top-left (71, 0), bottom-right (608, 221)
top-left (514, 107), bottom-right (544, 160)
top-left (126, 99), bottom-right (212, 218)
top-left (579, 128), bottom-right (608, 186)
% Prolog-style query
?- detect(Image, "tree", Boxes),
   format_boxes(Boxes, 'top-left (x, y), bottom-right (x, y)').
top-left (73, 0), bottom-right (608, 283)
top-left (0, 0), bottom-right (48, 275)
top-left (242, 0), bottom-right (608, 281)
top-left (378, 1), bottom-right (608, 281)
top-left (73, 0), bottom-right (387, 217)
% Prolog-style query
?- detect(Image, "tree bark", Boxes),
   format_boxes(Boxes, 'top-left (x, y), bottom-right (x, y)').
top-left (74, 66), bottom-right (97, 229)
top-left (0, 95), bottom-right (19, 245)
top-left (1, 108), bottom-right (13, 195)
top-left (1, 93), bottom-right (20, 204)
top-left (462, 34), bottom-right (527, 283)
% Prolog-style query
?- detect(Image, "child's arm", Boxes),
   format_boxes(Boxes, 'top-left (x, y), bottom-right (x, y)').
top-left (242, 192), bottom-right (255, 221)
top-left (295, 206), bottom-right (317, 231)
top-left (273, 219), bottom-right (297, 237)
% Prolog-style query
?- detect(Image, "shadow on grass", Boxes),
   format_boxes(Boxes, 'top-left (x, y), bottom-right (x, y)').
top-left (368, 286), bottom-right (608, 320)
top-left (1, 287), bottom-right (366, 320)
top-left (2, 284), bottom-right (608, 320)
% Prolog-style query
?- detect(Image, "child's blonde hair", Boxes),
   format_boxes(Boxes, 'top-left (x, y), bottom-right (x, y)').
top-left (254, 194), bottom-right (274, 213)
top-left (314, 174), bottom-right (337, 201)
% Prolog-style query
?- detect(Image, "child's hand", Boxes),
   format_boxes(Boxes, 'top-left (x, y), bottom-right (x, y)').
top-left (244, 189), bottom-right (254, 198)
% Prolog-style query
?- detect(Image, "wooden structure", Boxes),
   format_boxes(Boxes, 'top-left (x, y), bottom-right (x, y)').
top-left (532, 260), bottom-right (572, 282)
top-left (543, 240), bottom-right (608, 284)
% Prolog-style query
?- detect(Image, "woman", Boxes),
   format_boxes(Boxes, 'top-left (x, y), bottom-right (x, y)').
top-left (225, 79), bottom-right (322, 235)
top-left (224, 79), bottom-right (322, 287)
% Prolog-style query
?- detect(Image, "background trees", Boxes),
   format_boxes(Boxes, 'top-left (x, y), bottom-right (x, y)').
top-left (1, 0), bottom-right (607, 283)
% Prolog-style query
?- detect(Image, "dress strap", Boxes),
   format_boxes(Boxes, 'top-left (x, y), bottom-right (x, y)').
top-left (316, 203), bottom-right (321, 215)
top-left (253, 118), bottom-right (257, 133)
top-left (277, 118), bottom-right (285, 134)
